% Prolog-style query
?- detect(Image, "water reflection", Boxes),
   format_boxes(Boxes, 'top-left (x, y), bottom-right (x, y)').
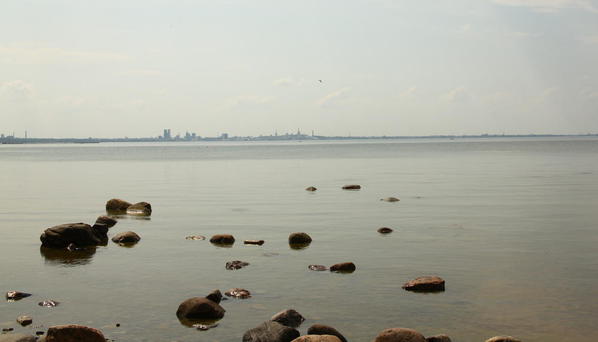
top-left (177, 315), bottom-right (221, 328)
top-left (289, 243), bottom-right (311, 250)
top-left (40, 246), bottom-right (96, 266)
top-left (107, 213), bottom-right (151, 221)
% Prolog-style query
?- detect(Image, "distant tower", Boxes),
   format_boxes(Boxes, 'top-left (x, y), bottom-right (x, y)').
top-left (163, 129), bottom-right (172, 140)
top-left (25, 131), bottom-right (27, 139)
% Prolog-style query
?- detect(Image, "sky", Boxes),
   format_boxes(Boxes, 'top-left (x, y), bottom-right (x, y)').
top-left (1, 0), bottom-right (598, 138)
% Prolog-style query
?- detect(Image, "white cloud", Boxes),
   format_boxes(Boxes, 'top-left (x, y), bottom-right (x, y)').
top-left (0, 44), bottom-right (130, 65)
top-left (317, 87), bottom-right (351, 107)
top-left (441, 86), bottom-right (470, 103)
top-left (492, 0), bottom-right (598, 13)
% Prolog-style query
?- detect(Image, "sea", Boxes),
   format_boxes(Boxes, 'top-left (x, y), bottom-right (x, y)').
top-left (1, 137), bottom-right (597, 342)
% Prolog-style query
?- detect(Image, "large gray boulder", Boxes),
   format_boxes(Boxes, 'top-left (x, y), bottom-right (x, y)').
top-left (243, 321), bottom-right (300, 342)
top-left (40, 223), bottom-right (106, 248)
top-left (372, 328), bottom-right (426, 342)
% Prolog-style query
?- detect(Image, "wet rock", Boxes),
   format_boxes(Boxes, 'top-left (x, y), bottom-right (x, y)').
top-left (426, 335), bottom-right (452, 342)
top-left (377, 227), bottom-right (393, 234)
top-left (307, 324), bottom-right (347, 342)
top-left (225, 288), bottom-right (251, 299)
top-left (381, 197), bottom-right (400, 202)
top-left (111, 231), bottom-right (141, 244)
top-left (0, 333), bottom-right (37, 342)
top-left (194, 323), bottom-right (219, 331)
top-left (372, 328), bottom-right (426, 342)
top-left (289, 232), bottom-right (312, 245)
top-left (305, 186), bottom-right (317, 191)
top-left (43, 324), bottom-right (105, 342)
top-left (329, 262), bottom-right (356, 273)
top-left (35, 331), bottom-right (44, 336)
top-left (126, 201), bottom-right (152, 216)
top-left (243, 321), bottom-right (299, 342)
top-left (206, 289), bottom-right (223, 304)
top-left (38, 300), bottom-right (59, 307)
top-left (292, 336), bottom-right (342, 342)
top-left (226, 260), bottom-right (250, 270)
top-left (271, 309), bottom-right (305, 328)
top-left (245, 240), bottom-right (265, 245)
top-left (402, 276), bottom-right (445, 292)
top-left (308, 265), bottom-right (328, 271)
top-left (484, 337), bottom-right (522, 342)
top-left (16, 316), bottom-right (32, 326)
top-left (2, 328), bottom-right (13, 332)
top-left (186, 235), bottom-right (206, 240)
top-left (342, 184), bottom-right (361, 190)
top-left (40, 223), bottom-right (106, 249)
top-left (90, 222), bottom-right (109, 238)
top-left (94, 216), bottom-right (117, 228)
top-left (105, 198), bottom-right (131, 213)
top-left (176, 297), bottom-right (225, 322)
top-left (210, 234), bottom-right (235, 245)
top-left (5, 291), bottom-right (31, 300)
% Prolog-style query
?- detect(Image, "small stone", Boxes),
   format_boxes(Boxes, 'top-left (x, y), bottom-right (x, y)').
top-left (5, 291), bottom-right (31, 300)
top-left (176, 297), bottom-right (226, 321)
top-left (38, 300), bottom-right (59, 307)
top-left (44, 324), bottom-right (105, 342)
top-left (225, 260), bottom-right (250, 270)
top-left (381, 197), bottom-right (400, 202)
top-left (329, 262), bottom-right (356, 273)
top-left (194, 323), bottom-right (219, 331)
top-left (308, 264), bottom-right (328, 271)
top-left (224, 288), bottom-right (251, 299)
top-left (115, 323), bottom-right (120, 327)
top-left (377, 227), bottom-right (393, 234)
top-left (2, 328), bottom-right (14, 332)
top-left (210, 234), bottom-right (235, 245)
top-left (484, 336), bottom-right (522, 342)
top-left (271, 309), bottom-right (305, 328)
top-left (289, 232), bottom-right (312, 245)
top-left (305, 186), bottom-right (317, 191)
top-left (402, 276), bottom-right (445, 292)
top-left (185, 235), bottom-right (205, 240)
top-left (342, 184), bottom-right (361, 190)
top-left (244, 240), bottom-right (265, 245)
top-left (373, 328), bottom-right (426, 342)
top-left (111, 231), bottom-right (141, 244)
top-left (17, 316), bottom-right (32, 326)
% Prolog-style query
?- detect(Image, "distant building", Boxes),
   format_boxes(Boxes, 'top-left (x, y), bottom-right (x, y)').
top-left (220, 133), bottom-right (229, 139)
top-left (163, 129), bottom-right (172, 140)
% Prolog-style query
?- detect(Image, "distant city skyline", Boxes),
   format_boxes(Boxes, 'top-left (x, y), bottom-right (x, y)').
top-left (2, 0), bottom-right (598, 138)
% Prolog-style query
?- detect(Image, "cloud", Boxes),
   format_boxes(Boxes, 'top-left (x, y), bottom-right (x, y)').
top-left (317, 87), bottom-right (351, 107)
top-left (492, 0), bottom-right (598, 13)
top-left (0, 44), bottom-right (130, 65)
top-left (0, 80), bottom-right (35, 100)
top-left (441, 86), bottom-right (470, 103)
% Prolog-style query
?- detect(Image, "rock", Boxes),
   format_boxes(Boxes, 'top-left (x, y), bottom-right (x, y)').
top-left (402, 276), bottom-right (445, 292)
top-left (243, 321), bottom-right (300, 342)
top-left (94, 215), bottom-right (117, 228)
top-left (292, 336), bottom-right (342, 342)
top-left (289, 232), bottom-right (312, 245)
top-left (38, 300), bottom-right (59, 307)
top-left (226, 260), bottom-right (250, 270)
top-left (381, 197), bottom-right (400, 202)
top-left (186, 235), bottom-right (206, 240)
top-left (308, 265), bottom-right (328, 271)
top-left (0, 334), bottom-right (37, 342)
top-left (40, 223), bottom-right (106, 249)
top-left (206, 289), bottom-right (223, 304)
top-left (426, 335), bottom-right (452, 342)
top-left (194, 323), bottom-right (219, 331)
top-left (305, 186), bottom-right (317, 191)
top-left (271, 309), bottom-right (305, 328)
top-left (2, 328), bottom-right (13, 332)
top-left (372, 328), bottom-right (426, 342)
top-left (5, 291), bottom-right (31, 300)
top-left (210, 234), bottom-right (235, 245)
top-left (342, 184), bottom-right (361, 190)
top-left (330, 262), bottom-right (356, 273)
top-left (307, 324), bottom-right (347, 342)
top-left (16, 315), bottom-right (32, 326)
top-left (111, 231), bottom-right (141, 244)
top-left (245, 240), bottom-right (265, 245)
top-left (42, 324), bottom-right (105, 342)
top-left (126, 201), bottom-right (152, 216)
top-left (225, 288), bottom-right (251, 299)
top-left (176, 297), bottom-right (225, 321)
top-left (377, 227), bottom-right (393, 234)
top-left (484, 337), bottom-right (522, 342)
top-left (105, 198), bottom-right (131, 213)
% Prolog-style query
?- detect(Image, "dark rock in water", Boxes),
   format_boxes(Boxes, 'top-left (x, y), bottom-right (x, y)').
top-left (329, 262), bottom-right (356, 273)
top-left (176, 297), bottom-right (225, 323)
top-left (5, 291), bottom-right (31, 300)
top-left (40, 223), bottom-right (106, 249)
top-left (380, 197), bottom-right (400, 202)
top-left (210, 234), bottom-right (235, 245)
top-left (305, 186), bottom-right (317, 191)
top-left (2, 328), bottom-right (14, 332)
top-left (186, 235), bottom-right (206, 240)
top-left (373, 328), bottom-right (426, 342)
top-left (0, 333), bottom-right (37, 342)
top-left (426, 335), bottom-right (452, 342)
top-left (111, 231), bottom-right (141, 244)
top-left (342, 184), bottom-right (361, 190)
top-left (206, 289), bottom-right (223, 304)
top-left (94, 215), bottom-right (117, 228)
top-left (16, 315), bottom-right (32, 326)
top-left (35, 331), bottom-right (44, 336)
top-left (194, 323), bottom-right (219, 331)
top-left (126, 201), bottom-right (152, 216)
top-left (377, 227), bottom-right (393, 234)
top-left (38, 300), bottom-right (59, 307)
top-left (44, 324), bottom-right (105, 342)
top-left (271, 309), bottom-right (305, 328)
top-left (291, 336), bottom-right (342, 342)
top-left (244, 240), bottom-right (265, 245)
top-left (308, 265), bottom-right (328, 271)
top-left (288, 232), bottom-right (312, 245)
top-left (226, 260), bottom-right (249, 270)
top-left (90, 222), bottom-right (109, 238)
top-left (105, 198), bottom-right (132, 213)
top-left (243, 321), bottom-right (299, 342)
top-left (485, 337), bottom-right (522, 342)
top-left (225, 288), bottom-right (251, 299)
top-left (402, 276), bottom-right (445, 292)
top-left (307, 324), bottom-right (347, 342)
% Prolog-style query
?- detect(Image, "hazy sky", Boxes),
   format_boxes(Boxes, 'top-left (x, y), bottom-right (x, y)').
top-left (1, 0), bottom-right (598, 138)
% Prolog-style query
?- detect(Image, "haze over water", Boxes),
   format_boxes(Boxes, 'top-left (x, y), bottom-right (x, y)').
top-left (1, 137), bottom-right (597, 342)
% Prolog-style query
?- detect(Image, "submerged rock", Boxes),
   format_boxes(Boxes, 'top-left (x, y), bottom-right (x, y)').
top-left (292, 336), bottom-right (342, 342)
top-left (40, 223), bottom-right (106, 249)
top-left (225, 288), bottom-right (251, 299)
top-left (126, 202), bottom-right (152, 216)
top-left (176, 297), bottom-right (225, 322)
top-left (305, 186), bottom-right (317, 192)
top-left (244, 240), bottom-right (265, 245)
top-left (426, 335), bottom-right (452, 342)
top-left (111, 231), bottom-right (141, 244)
top-left (342, 184), bottom-right (361, 190)
top-left (38, 300), bottom-right (59, 307)
top-left (381, 197), bottom-right (400, 202)
top-left (0, 333), bottom-right (37, 342)
top-left (226, 260), bottom-right (250, 270)
top-left (484, 337), bottom-right (522, 342)
top-left (377, 227), bottom-right (393, 234)
top-left (194, 323), bottom-right (219, 331)
top-left (289, 232), bottom-right (312, 245)
top-left (243, 321), bottom-right (299, 342)
top-left (402, 276), bottom-right (445, 292)
top-left (373, 328), bottom-right (426, 342)
top-left (186, 235), bottom-right (205, 240)
top-left (329, 262), bottom-right (356, 273)
top-left (271, 309), bottom-right (305, 328)
top-left (308, 265), bottom-right (328, 271)
top-left (105, 199), bottom-right (132, 213)
top-left (307, 324), bottom-right (347, 342)
top-left (5, 291), bottom-right (31, 301)
top-left (43, 324), bottom-right (105, 342)
top-left (210, 234), bottom-right (235, 245)
top-left (16, 316), bottom-right (32, 326)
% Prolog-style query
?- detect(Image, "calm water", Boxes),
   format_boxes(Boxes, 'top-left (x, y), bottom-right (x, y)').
top-left (1, 138), bottom-right (597, 342)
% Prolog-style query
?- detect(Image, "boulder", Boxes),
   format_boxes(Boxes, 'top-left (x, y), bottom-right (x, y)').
top-left (225, 288), bottom-right (251, 299)
top-left (226, 260), bottom-right (250, 270)
top-left (5, 291), bottom-right (31, 300)
top-left (330, 262), bottom-right (356, 273)
top-left (176, 297), bottom-right (225, 321)
top-left (105, 198), bottom-right (131, 213)
top-left (271, 309), bottom-right (305, 328)
top-left (381, 197), bottom-right (400, 202)
top-left (206, 289), bottom-right (223, 304)
top-left (342, 184), bottom-right (361, 190)
top-left (372, 328), bottom-right (426, 342)
top-left (484, 337), bottom-right (522, 342)
top-left (111, 231), bottom-right (141, 244)
top-left (305, 186), bottom-right (317, 191)
top-left (16, 315), bottom-right (32, 326)
top-left (94, 216), bottom-right (117, 228)
top-left (307, 324), bottom-right (347, 342)
top-left (243, 321), bottom-right (300, 342)
top-left (289, 232), bottom-right (312, 245)
top-left (426, 335), bottom-right (452, 342)
top-left (292, 336), bottom-right (342, 342)
top-left (402, 276), bottom-right (445, 292)
top-left (40, 223), bottom-right (105, 249)
top-left (377, 227), bottom-right (393, 234)
top-left (42, 324), bottom-right (105, 342)
top-left (210, 234), bottom-right (235, 245)
top-left (0, 334), bottom-right (37, 342)
top-left (126, 202), bottom-right (152, 216)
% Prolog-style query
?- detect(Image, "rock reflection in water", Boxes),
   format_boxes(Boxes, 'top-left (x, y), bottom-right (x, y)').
top-left (40, 246), bottom-right (96, 266)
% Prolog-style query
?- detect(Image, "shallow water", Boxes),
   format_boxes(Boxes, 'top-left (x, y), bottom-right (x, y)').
top-left (1, 138), bottom-right (597, 342)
